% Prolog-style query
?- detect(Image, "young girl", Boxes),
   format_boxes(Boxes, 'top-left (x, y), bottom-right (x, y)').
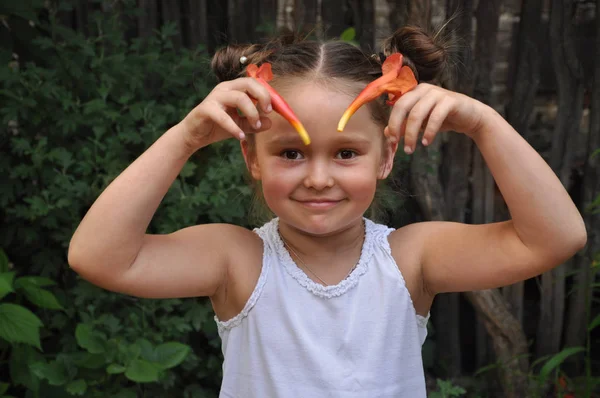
top-left (68, 26), bottom-right (587, 397)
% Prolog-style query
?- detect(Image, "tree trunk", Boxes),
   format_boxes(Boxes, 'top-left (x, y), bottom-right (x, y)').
top-left (410, 139), bottom-right (446, 223)
top-left (160, 0), bottom-right (182, 48)
top-left (564, 0), bottom-right (600, 371)
top-left (138, 0), bottom-right (159, 39)
top-left (386, 0), bottom-right (410, 29)
top-left (207, 0), bottom-right (229, 53)
top-left (537, 0), bottom-right (585, 359)
top-left (506, 0), bottom-right (543, 140)
top-left (229, 0), bottom-right (264, 42)
top-left (470, 2), bottom-right (530, 393)
top-left (349, 0), bottom-right (375, 51)
top-left (182, 0), bottom-right (208, 49)
top-left (321, 0), bottom-right (349, 38)
top-left (464, 290), bottom-right (530, 397)
top-left (260, 0), bottom-right (278, 37)
top-left (424, 0), bottom-right (477, 378)
top-left (294, 0), bottom-right (319, 35)
top-left (277, 0), bottom-right (295, 32)
top-left (471, 0), bottom-right (500, 371)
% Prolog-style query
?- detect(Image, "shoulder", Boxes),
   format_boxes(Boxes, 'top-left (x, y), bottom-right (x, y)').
top-left (203, 222), bottom-right (266, 321)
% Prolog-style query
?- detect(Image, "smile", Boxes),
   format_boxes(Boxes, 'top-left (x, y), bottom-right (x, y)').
top-left (296, 200), bottom-right (342, 209)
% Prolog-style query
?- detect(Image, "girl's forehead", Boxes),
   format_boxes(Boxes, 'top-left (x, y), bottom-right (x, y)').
top-left (266, 80), bottom-right (380, 140)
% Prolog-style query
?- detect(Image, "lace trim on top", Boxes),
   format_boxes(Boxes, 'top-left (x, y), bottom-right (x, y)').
top-left (377, 227), bottom-right (430, 329)
top-left (271, 218), bottom-right (377, 299)
top-left (214, 226), bottom-right (272, 333)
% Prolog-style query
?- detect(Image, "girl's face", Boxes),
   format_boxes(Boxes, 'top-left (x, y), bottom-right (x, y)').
top-left (243, 81), bottom-right (397, 236)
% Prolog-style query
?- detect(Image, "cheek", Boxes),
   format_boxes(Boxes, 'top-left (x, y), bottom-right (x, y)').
top-left (348, 172), bottom-right (378, 201)
top-left (259, 166), bottom-right (298, 202)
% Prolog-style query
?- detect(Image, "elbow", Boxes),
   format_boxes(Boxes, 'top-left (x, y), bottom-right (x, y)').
top-left (67, 239), bottom-right (87, 275)
top-left (555, 220), bottom-right (587, 262)
top-left (572, 222), bottom-right (587, 253)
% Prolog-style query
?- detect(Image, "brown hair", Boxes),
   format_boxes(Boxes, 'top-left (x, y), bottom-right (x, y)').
top-left (210, 26), bottom-right (452, 224)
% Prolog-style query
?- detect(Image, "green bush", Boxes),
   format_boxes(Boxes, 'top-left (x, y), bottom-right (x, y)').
top-left (0, 3), bottom-right (252, 396)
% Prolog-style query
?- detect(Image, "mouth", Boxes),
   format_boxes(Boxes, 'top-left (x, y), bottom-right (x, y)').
top-left (295, 199), bottom-right (343, 209)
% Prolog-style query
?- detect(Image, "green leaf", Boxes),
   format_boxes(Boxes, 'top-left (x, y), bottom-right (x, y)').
top-left (71, 352), bottom-right (106, 369)
top-left (14, 276), bottom-right (56, 288)
top-left (0, 250), bottom-right (9, 272)
top-left (0, 303), bottom-right (43, 349)
top-left (589, 313), bottom-right (600, 332)
top-left (0, 1), bottom-right (41, 22)
top-left (9, 345), bottom-right (42, 390)
top-left (26, 288), bottom-right (63, 310)
top-left (340, 27), bottom-right (356, 42)
top-left (0, 382), bottom-right (9, 395)
top-left (75, 324), bottom-right (105, 354)
top-left (106, 363), bottom-right (126, 374)
top-left (65, 379), bottom-right (87, 395)
top-left (30, 361), bottom-right (68, 386)
top-left (539, 347), bottom-right (586, 381)
top-left (591, 148), bottom-right (600, 159)
top-left (113, 389), bottom-right (137, 398)
top-left (0, 272), bottom-right (15, 301)
top-left (154, 342), bottom-right (191, 369)
top-left (18, 284), bottom-right (63, 310)
top-left (135, 338), bottom-right (154, 361)
top-left (124, 359), bottom-right (160, 383)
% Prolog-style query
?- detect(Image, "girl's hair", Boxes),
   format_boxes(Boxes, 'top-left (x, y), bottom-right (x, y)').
top-left (210, 25), bottom-right (452, 224)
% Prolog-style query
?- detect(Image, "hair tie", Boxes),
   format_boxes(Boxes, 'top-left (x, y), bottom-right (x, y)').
top-left (240, 56), bottom-right (248, 65)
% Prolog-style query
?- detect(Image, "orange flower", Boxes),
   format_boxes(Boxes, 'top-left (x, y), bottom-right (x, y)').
top-left (337, 53), bottom-right (418, 132)
top-left (246, 63), bottom-right (311, 145)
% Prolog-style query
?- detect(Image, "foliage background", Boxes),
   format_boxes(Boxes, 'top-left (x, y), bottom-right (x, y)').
top-left (0, 0), bottom-right (598, 397)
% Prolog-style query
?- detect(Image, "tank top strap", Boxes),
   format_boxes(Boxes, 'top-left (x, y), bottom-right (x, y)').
top-left (214, 221), bottom-right (275, 333)
top-left (365, 219), bottom-right (396, 255)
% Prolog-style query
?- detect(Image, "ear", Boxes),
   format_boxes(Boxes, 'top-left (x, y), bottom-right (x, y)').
top-left (241, 140), bottom-right (262, 180)
top-left (378, 138), bottom-right (399, 179)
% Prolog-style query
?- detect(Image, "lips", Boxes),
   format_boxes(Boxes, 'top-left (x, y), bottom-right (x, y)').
top-left (297, 199), bottom-right (341, 203)
top-left (295, 199), bottom-right (342, 209)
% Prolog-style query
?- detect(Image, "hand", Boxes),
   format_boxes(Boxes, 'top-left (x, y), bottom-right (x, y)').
top-left (385, 83), bottom-right (490, 154)
top-left (179, 77), bottom-right (273, 150)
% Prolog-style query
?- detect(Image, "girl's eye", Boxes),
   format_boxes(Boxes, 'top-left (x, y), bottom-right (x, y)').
top-left (282, 150), bottom-right (304, 160)
top-left (337, 150), bottom-right (357, 160)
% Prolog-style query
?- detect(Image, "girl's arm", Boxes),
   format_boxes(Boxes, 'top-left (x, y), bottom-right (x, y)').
top-left (388, 84), bottom-right (587, 294)
top-left (68, 78), bottom-right (272, 299)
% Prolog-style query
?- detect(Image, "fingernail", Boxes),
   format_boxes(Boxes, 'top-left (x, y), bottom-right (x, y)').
top-left (239, 132), bottom-right (246, 140)
top-left (266, 104), bottom-right (272, 113)
top-left (255, 120), bottom-right (261, 129)
top-left (422, 138), bottom-right (428, 146)
top-left (404, 146), bottom-right (413, 154)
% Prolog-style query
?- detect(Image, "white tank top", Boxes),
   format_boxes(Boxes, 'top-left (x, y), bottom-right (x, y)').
top-left (215, 218), bottom-right (429, 397)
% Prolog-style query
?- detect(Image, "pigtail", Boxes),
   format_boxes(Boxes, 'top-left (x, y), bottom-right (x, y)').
top-left (382, 25), bottom-right (453, 84)
top-left (211, 34), bottom-right (309, 82)
top-left (211, 44), bottom-right (272, 82)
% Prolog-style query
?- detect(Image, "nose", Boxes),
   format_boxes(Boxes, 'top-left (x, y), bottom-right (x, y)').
top-left (303, 158), bottom-right (334, 190)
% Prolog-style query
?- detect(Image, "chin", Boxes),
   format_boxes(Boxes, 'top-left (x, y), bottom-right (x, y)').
top-left (279, 210), bottom-right (364, 237)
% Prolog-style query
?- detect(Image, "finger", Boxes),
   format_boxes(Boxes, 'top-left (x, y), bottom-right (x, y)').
top-left (403, 91), bottom-right (442, 154)
top-left (421, 97), bottom-right (454, 146)
top-left (216, 90), bottom-right (263, 130)
top-left (212, 107), bottom-right (246, 140)
top-left (387, 85), bottom-right (432, 141)
top-left (384, 120), bottom-right (407, 144)
top-left (223, 77), bottom-right (272, 114)
top-left (238, 115), bottom-right (272, 133)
